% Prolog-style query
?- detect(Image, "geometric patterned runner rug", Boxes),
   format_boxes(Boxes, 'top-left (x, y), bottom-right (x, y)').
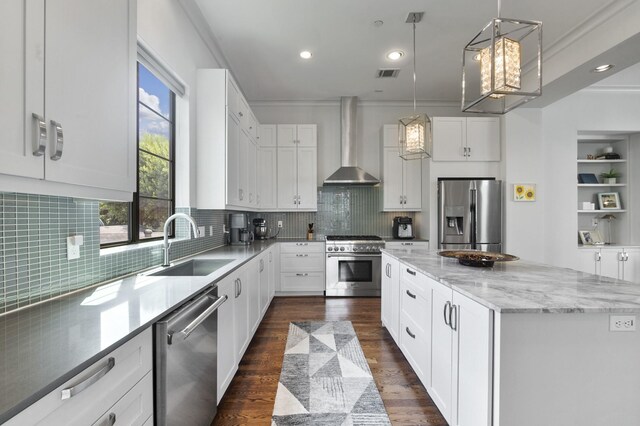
top-left (271, 321), bottom-right (391, 425)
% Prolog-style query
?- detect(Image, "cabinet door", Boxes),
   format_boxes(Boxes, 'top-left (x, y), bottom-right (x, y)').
top-left (403, 157), bottom-right (422, 210)
top-left (399, 278), bottom-right (431, 383)
top-left (429, 281), bottom-right (454, 422)
top-left (600, 249), bottom-right (621, 280)
top-left (239, 96), bottom-right (250, 131)
top-left (381, 254), bottom-right (400, 343)
top-left (622, 249), bottom-right (640, 284)
top-left (257, 146), bottom-right (277, 209)
top-left (217, 276), bottom-right (237, 403)
top-left (277, 146), bottom-right (297, 209)
top-left (226, 114), bottom-right (242, 206)
top-left (247, 138), bottom-right (257, 206)
top-left (269, 247), bottom-right (278, 299)
top-left (466, 117), bottom-right (500, 162)
top-left (297, 124), bottom-right (317, 147)
top-left (259, 255), bottom-right (269, 317)
top-left (227, 76), bottom-right (240, 122)
top-left (247, 259), bottom-right (261, 336)
top-left (44, 0), bottom-right (135, 192)
top-left (277, 124), bottom-right (297, 147)
top-left (257, 124), bottom-right (277, 147)
top-left (432, 117), bottom-right (466, 162)
top-left (382, 124), bottom-right (399, 148)
top-left (0, 0), bottom-right (44, 179)
top-left (577, 249), bottom-right (600, 276)
top-left (451, 291), bottom-right (493, 426)
top-left (238, 129), bottom-right (250, 206)
top-left (296, 147), bottom-right (317, 210)
top-left (234, 270), bottom-right (250, 360)
top-left (382, 147), bottom-right (404, 210)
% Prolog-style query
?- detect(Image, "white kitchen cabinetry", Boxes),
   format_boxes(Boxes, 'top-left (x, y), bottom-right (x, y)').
top-left (233, 267), bottom-right (250, 361)
top-left (197, 69), bottom-right (261, 210)
top-left (578, 247), bottom-right (640, 283)
top-left (268, 245), bottom-right (279, 300)
top-left (432, 117), bottom-right (500, 162)
top-left (257, 125), bottom-right (278, 209)
top-left (381, 253), bottom-right (400, 343)
top-left (279, 242), bottom-right (325, 292)
top-left (216, 275), bottom-right (237, 403)
top-left (259, 252), bottom-right (270, 317)
top-left (0, 0), bottom-right (136, 200)
top-left (385, 241), bottom-right (429, 251)
top-left (247, 257), bottom-right (261, 335)
top-left (6, 328), bottom-right (152, 426)
top-left (277, 125), bottom-right (318, 211)
top-left (381, 125), bottom-right (422, 211)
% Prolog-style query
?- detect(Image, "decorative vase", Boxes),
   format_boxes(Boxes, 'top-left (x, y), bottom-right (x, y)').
top-left (605, 177), bottom-right (617, 184)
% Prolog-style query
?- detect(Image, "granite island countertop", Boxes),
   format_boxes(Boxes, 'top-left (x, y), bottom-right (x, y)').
top-left (382, 248), bottom-right (640, 314)
top-left (0, 240), bottom-right (283, 423)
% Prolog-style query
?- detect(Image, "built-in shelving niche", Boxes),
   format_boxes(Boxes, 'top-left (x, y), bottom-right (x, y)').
top-left (577, 132), bottom-right (640, 247)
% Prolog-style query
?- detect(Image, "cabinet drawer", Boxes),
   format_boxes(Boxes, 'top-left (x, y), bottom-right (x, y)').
top-left (92, 372), bottom-right (153, 426)
top-left (399, 312), bottom-right (430, 385)
top-left (6, 328), bottom-right (152, 426)
top-left (280, 253), bottom-right (324, 272)
top-left (280, 272), bottom-right (325, 291)
top-left (400, 280), bottom-right (430, 327)
top-left (279, 242), bottom-right (324, 254)
top-left (400, 264), bottom-right (429, 299)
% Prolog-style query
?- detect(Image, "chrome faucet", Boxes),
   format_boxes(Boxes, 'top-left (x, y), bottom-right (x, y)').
top-left (162, 213), bottom-right (199, 267)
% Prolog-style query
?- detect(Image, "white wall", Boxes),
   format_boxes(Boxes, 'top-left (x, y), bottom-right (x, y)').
top-left (138, 0), bottom-right (221, 207)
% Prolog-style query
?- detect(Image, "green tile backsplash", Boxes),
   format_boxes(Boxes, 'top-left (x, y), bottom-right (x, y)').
top-left (0, 186), bottom-right (414, 314)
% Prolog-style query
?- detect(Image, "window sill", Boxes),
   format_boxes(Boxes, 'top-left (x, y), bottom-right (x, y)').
top-left (100, 239), bottom-right (166, 256)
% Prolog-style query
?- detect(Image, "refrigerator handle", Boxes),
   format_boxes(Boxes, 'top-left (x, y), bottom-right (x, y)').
top-left (470, 188), bottom-right (477, 249)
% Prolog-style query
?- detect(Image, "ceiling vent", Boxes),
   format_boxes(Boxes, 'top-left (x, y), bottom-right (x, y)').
top-left (376, 68), bottom-right (400, 78)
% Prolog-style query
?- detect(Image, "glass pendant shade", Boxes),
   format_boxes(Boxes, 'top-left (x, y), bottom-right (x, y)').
top-left (398, 114), bottom-right (432, 160)
top-left (462, 18), bottom-right (542, 114)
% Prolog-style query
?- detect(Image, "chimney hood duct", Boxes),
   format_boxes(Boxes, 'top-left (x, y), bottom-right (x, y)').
top-left (323, 97), bottom-right (380, 186)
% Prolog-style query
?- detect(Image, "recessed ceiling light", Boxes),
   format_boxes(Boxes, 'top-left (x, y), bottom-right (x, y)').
top-left (299, 50), bottom-right (312, 59)
top-left (592, 64), bottom-right (614, 73)
top-left (387, 50), bottom-right (404, 61)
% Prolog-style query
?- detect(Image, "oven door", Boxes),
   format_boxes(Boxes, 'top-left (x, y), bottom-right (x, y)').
top-left (325, 253), bottom-right (381, 297)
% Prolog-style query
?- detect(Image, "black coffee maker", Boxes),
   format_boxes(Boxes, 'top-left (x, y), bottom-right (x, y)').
top-left (392, 216), bottom-right (414, 239)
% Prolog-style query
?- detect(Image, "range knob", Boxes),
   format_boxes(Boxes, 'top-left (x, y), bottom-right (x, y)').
top-left (327, 246), bottom-right (333, 251)
top-left (340, 247), bottom-right (345, 251)
top-left (353, 247), bottom-right (358, 252)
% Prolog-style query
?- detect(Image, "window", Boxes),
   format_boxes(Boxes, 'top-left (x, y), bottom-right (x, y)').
top-left (100, 63), bottom-right (176, 247)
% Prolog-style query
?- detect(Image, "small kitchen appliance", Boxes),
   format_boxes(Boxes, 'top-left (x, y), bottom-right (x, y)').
top-left (253, 218), bottom-right (268, 240)
top-left (325, 235), bottom-right (384, 297)
top-left (229, 213), bottom-right (250, 245)
top-left (392, 216), bottom-right (414, 239)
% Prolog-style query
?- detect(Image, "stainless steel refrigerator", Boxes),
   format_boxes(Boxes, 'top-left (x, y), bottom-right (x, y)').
top-left (438, 178), bottom-right (502, 252)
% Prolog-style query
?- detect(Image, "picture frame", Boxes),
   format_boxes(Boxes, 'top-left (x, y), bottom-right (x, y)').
top-left (579, 230), bottom-right (604, 245)
top-left (513, 184), bottom-right (536, 202)
top-left (597, 192), bottom-right (621, 210)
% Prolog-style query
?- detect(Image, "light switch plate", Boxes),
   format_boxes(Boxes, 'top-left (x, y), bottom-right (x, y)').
top-left (67, 237), bottom-right (80, 260)
top-left (198, 226), bottom-right (205, 237)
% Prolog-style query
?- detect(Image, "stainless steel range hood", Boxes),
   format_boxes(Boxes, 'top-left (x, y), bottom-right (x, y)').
top-left (323, 97), bottom-right (380, 186)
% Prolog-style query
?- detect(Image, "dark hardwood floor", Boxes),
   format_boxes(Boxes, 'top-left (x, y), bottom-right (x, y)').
top-left (213, 297), bottom-right (447, 425)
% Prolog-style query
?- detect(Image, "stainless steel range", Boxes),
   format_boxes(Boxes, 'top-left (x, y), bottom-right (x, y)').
top-left (325, 235), bottom-right (384, 297)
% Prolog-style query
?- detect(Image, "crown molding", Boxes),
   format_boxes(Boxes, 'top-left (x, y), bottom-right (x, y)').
top-left (249, 99), bottom-right (460, 108)
top-left (177, 0), bottom-right (231, 70)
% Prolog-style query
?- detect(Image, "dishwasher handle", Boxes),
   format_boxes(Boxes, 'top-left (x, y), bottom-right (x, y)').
top-left (179, 295), bottom-right (227, 340)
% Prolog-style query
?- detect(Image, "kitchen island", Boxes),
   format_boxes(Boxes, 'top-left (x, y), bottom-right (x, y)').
top-left (381, 248), bottom-right (640, 426)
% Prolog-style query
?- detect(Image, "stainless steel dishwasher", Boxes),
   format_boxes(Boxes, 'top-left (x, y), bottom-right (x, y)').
top-left (154, 286), bottom-right (227, 425)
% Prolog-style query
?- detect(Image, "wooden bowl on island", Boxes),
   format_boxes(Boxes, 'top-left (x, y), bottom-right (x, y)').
top-left (437, 250), bottom-right (519, 267)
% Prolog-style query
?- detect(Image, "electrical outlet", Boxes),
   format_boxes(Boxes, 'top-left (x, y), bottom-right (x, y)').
top-left (209, 226), bottom-right (213, 236)
top-left (278, 221), bottom-right (283, 228)
top-left (198, 226), bottom-right (205, 237)
top-left (610, 315), bottom-right (636, 332)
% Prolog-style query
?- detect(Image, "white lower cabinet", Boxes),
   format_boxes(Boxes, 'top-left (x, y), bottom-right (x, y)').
top-left (259, 252), bottom-right (270, 318)
top-left (247, 257), bottom-right (261, 335)
top-left (6, 328), bottom-right (152, 426)
top-left (279, 242), bottom-right (325, 292)
top-left (233, 267), bottom-right (250, 361)
top-left (577, 247), bottom-right (640, 283)
top-left (381, 253), bottom-right (400, 343)
top-left (92, 372), bottom-right (153, 426)
top-left (216, 275), bottom-right (237, 404)
top-left (382, 258), bottom-right (493, 426)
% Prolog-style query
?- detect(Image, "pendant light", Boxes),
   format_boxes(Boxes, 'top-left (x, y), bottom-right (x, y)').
top-left (398, 12), bottom-right (432, 160)
top-left (462, 0), bottom-right (542, 114)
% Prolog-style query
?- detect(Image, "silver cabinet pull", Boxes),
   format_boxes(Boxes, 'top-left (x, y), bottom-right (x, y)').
top-left (238, 111), bottom-right (243, 117)
top-left (399, 195), bottom-right (403, 205)
top-left (467, 146), bottom-right (471, 157)
top-left (405, 327), bottom-right (416, 339)
top-left (403, 196), bottom-right (408, 205)
top-left (406, 290), bottom-right (416, 299)
top-left (296, 254), bottom-right (309, 257)
top-left (595, 252), bottom-right (601, 262)
top-left (234, 278), bottom-right (240, 298)
top-left (298, 195), bottom-right (302, 205)
top-left (443, 301), bottom-right (451, 326)
top-left (32, 113), bottom-right (47, 156)
top-left (406, 268), bottom-right (416, 276)
top-left (296, 273), bottom-right (309, 277)
top-left (61, 357), bottom-right (115, 400)
top-left (238, 278), bottom-right (242, 296)
top-left (49, 120), bottom-right (64, 160)
top-left (98, 413), bottom-right (116, 426)
top-left (296, 243), bottom-right (308, 246)
top-left (402, 242), bottom-right (413, 246)
top-left (260, 259), bottom-right (264, 272)
top-left (450, 304), bottom-right (458, 331)
top-left (180, 295), bottom-right (228, 340)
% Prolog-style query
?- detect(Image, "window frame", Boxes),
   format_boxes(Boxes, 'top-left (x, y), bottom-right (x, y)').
top-left (100, 62), bottom-right (176, 248)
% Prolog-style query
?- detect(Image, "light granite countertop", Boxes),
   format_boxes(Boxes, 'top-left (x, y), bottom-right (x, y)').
top-left (382, 248), bottom-right (640, 314)
top-left (0, 240), bottom-right (283, 423)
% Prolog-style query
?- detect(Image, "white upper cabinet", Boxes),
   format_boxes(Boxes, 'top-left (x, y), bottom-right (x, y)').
top-left (197, 69), bottom-right (260, 210)
top-left (432, 117), bottom-right (500, 162)
top-left (381, 125), bottom-right (422, 211)
top-left (257, 124), bottom-right (276, 147)
top-left (0, 0), bottom-right (136, 200)
top-left (257, 145), bottom-right (277, 209)
top-left (276, 124), bottom-right (317, 211)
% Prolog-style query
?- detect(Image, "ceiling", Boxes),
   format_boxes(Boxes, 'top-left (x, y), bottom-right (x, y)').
top-left (194, 0), bottom-right (631, 102)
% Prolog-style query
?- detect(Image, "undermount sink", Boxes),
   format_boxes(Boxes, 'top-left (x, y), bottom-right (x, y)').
top-left (151, 259), bottom-right (234, 277)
